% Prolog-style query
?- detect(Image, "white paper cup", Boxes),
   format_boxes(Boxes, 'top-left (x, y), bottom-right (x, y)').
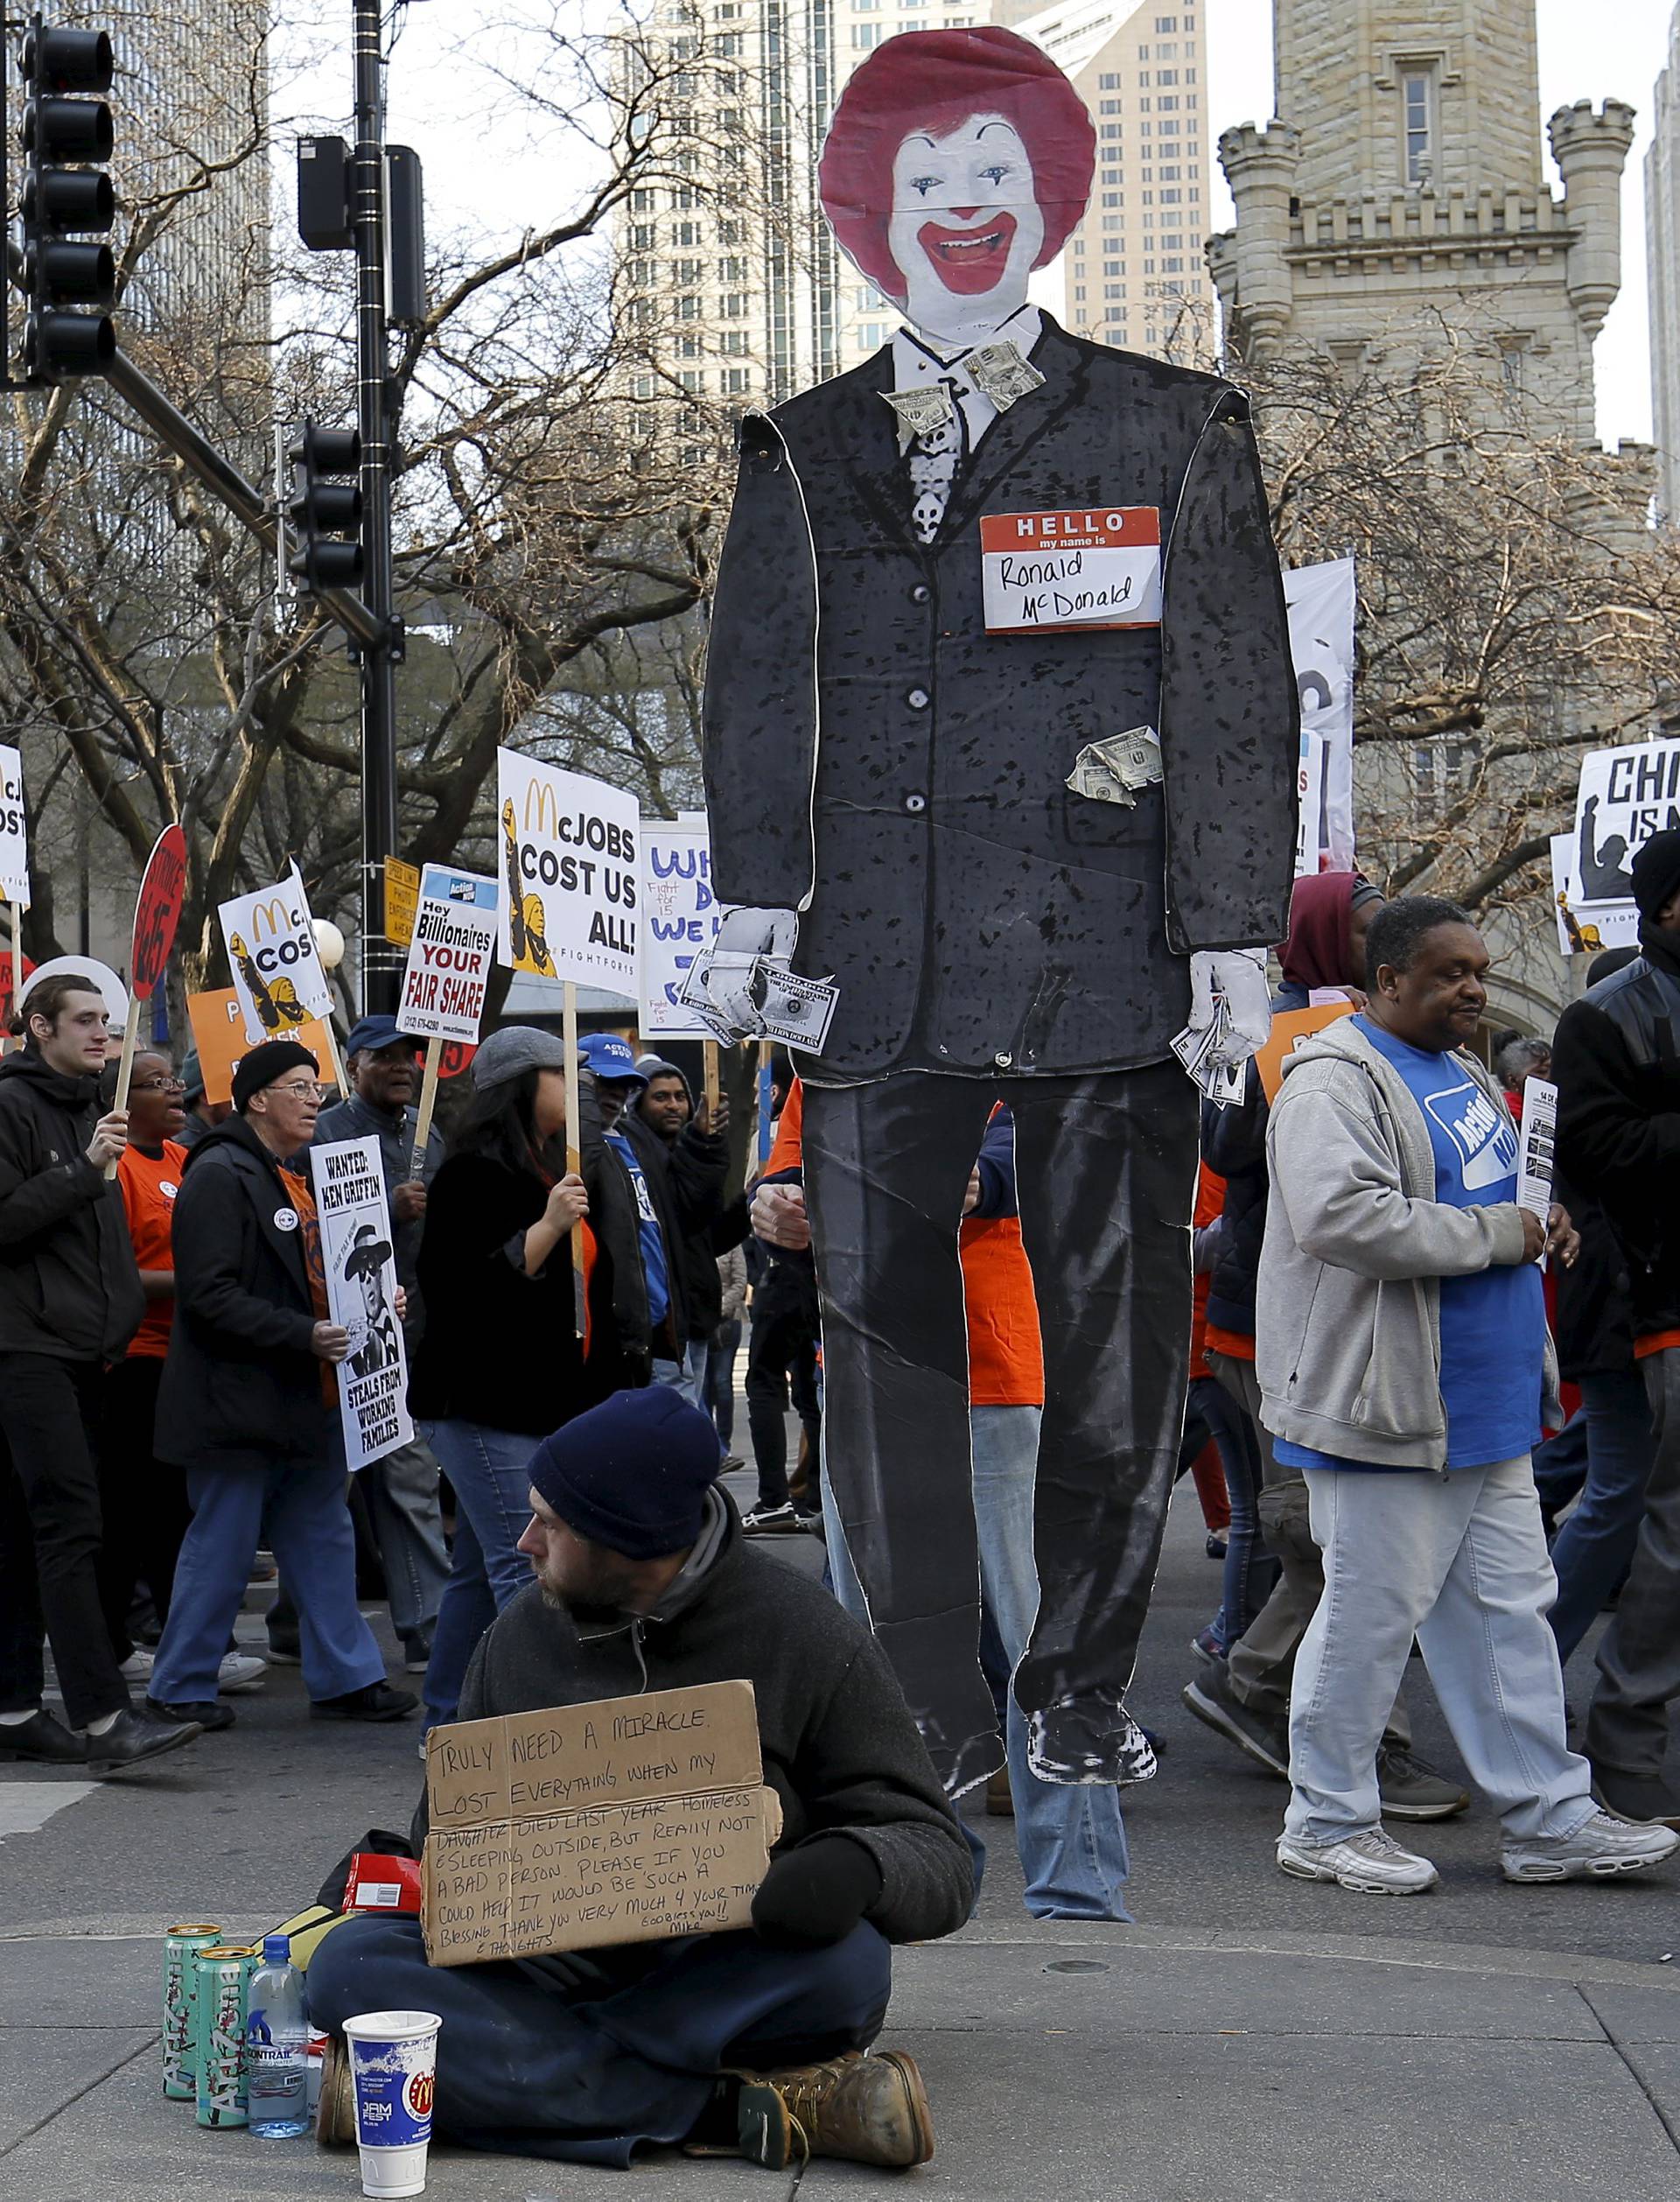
top-left (341, 2009), bottom-right (441, 2200)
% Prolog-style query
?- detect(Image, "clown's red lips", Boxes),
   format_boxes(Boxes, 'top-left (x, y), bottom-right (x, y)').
top-left (917, 210), bottom-right (1018, 294)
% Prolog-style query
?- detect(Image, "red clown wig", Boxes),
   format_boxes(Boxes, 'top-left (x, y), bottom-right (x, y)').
top-left (817, 26), bottom-right (1096, 305)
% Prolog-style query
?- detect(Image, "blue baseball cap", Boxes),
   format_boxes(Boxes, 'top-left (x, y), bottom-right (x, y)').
top-left (578, 1033), bottom-right (645, 1085)
top-left (345, 1013), bottom-right (416, 1059)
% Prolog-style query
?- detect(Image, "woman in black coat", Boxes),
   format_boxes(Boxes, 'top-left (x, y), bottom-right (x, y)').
top-left (410, 1026), bottom-right (646, 1728)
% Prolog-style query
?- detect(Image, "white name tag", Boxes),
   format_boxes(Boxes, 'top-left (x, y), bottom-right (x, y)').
top-left (980, 506), bottom-right (1162, 634)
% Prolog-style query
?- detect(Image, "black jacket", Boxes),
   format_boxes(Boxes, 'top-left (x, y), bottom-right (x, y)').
top-left (418, 1490), bottom-right (972, 1946)
top-left (0, 1050), bottom-right (143, 1363)
top-left (703, 318), bottom-right (1298, 1078)
top-left (1200, 1062), bottom-right (1268, 1341)
top-left (1550, 1174), bottom-right (1636, 1380)
top-left (156, 1115), bottom-right (334, 1469)
top-left (619, 1101), bottom-right (741, 1343)
top-left (1555, 941), bottom-right (1680, 1338)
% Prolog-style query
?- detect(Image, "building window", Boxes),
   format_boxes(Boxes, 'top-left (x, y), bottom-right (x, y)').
top-left (629, 189), bottom-right (654, 212)
top-left (631, 224), bottom-right (654, 250)
top-left (1099, 98), bottom-right (1122, 114)
top-left (852, 23), bottom-right (880, 45)
top-left (1102, 190), bottom-right (1123, 207)
top-left (678, 333), bottom-right (702, 358)
top-left (1104, 282), bottom-right (1125, 298)
top-left (678, 295), bottom-right (700, 319)
top-left (724, 368), bottom-right (750, 393)
top-left (1156, 70), bottom-right (1178, 87)
top-left (1103, 259), bottom-right (1124, 276)
top-left (1102, 166), bottom-right (1123, 184)
top-left (632, 375), bottom-right (655, 399)
top-left (679, 370), bottom-right (703, 393)
top-left (1098, 71), bottom-right (1120, 88)
top-left (1404, 69), bottom-right (1434, 183)
top-left (1154, 16), bottom-right (1178, 31)
top-left (719, 292), bottom-right (747, 318)
top-left (1102, 123), bottom-right (1123, 139)
top-left (1102, 214), bottom-right (1124, 230)
top-left (1161, 256), bottom-right (1183, 271)
top-left (722, 329), bottom-right (749, 354)
top-left (858, 321), bottom-right (886, 348)
top-left (1073, 284), bottom-right (1087, 301)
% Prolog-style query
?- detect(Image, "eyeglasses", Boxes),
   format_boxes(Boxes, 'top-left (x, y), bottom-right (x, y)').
top-left (132, 1076), bottom-right (186, 1094)
top-left (270, 1079), bottom-right (325, 1100)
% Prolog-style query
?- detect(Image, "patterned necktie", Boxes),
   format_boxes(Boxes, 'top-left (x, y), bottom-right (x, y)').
top-left (907, 373), bottom-right (970, 545)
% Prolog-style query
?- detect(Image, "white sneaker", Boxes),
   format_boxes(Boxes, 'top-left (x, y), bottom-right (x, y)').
top-left (217, 1652), bottom-right (269, 1694)
top-left (118, 1648), bottom-right (154, 1680)
top-left (1502, 1808), bottom-right (1680, 1883)
top-left (1277, 1826), bottom-right (1440, 1894)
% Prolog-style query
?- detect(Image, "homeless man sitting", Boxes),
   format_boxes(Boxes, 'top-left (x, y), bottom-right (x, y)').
top-left (306, 1386), bottom-right (972, 2170)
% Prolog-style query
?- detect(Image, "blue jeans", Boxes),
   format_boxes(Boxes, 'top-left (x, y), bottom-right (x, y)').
top-left (1190, 1374), bottom-right (1276, 1651)
top-left (1287, 1456), bottom-right (1595, 1844)
top-left (822, 1404), bottom-right (1131, 1921)
top-left (357, 1434), bottom-right (450, 1640)
top-left (1532, 1411), bottom-right (1590, 1526)
top-left (308, 1912), bottom-right (891, 2166)
top-left (705, 1322), bottom-right (742, 1448)
top-left (1548, 1368), bottom-right (1657, 1664)
top-left (151, 1457), bottom-right (385, 1706)
top-left (651, 1340), bottom-right (707, 1408)
top-left (422, 1420), bottom-right (541, 1729)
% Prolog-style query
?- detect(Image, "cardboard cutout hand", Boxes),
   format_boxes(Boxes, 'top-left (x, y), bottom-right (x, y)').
top-left (1188, 949), bottom-right (1272, 1068)
top-left (703, 905), bottom-right (798, 1039)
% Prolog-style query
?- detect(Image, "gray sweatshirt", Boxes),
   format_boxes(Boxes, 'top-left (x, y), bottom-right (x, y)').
top-left (1256, 1015), bottom-right (1556, 1471)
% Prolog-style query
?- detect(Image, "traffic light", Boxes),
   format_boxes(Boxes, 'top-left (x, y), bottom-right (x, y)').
top-left (18, 20), bottom-right (116, 383)
top-left (285, 423), bottom-right (363, 591)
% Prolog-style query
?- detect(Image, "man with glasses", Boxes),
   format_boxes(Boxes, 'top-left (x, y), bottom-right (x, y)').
top-left (146, 1041), bottom-right (416, 1729)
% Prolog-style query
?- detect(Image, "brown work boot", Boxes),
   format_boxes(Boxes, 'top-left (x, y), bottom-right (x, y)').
top-left (315, 2034), bottom-right (356, 2148)
top-left (736, 2048), bottom-right (934, 2170)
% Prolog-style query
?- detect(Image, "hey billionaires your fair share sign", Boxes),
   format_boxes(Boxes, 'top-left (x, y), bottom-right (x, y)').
top-left (397, 866), bottom-right (498, 1046)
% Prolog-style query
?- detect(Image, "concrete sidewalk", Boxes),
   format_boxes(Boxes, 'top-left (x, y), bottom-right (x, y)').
top-left (4, 1912), bottom-right (1678, 2201)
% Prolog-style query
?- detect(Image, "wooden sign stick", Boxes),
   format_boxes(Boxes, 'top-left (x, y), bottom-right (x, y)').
top-left (563, 980), bottom-right (586, 1337)
top-left (7, 903), bottom-right (18, 1053)
top-left (106, 998), bottom-right (142, 1180)
top-left (410, 1034), bottom-right (442, 1181)
top-left (703, 1038), bottom-right (721, 1124)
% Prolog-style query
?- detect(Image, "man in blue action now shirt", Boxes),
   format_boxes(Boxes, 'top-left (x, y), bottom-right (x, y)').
top-left (1253, 897), bottom-right (1677, 1895)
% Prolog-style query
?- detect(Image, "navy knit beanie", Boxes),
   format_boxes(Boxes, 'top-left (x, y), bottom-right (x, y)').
top-left (1631, 829), bottom-right (1680, 922)
top-left (528, 1387), bottom-right (724, 1558)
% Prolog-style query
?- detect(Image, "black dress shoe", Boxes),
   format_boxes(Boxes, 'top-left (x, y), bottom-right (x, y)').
top-left (145, 1694), bottom-right (235, 1732)
top-left (88, 1708), bottom-right (203, 1774)
top-left (0, 1708), bottom-right (87, 1764)
top-left (311, 1680), bottom-right (417, 1722)
top-left (1592, 1764), bottom-right (1680, 1828)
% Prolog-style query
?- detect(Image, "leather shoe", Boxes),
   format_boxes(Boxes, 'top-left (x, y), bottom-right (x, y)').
top-left (1592, 1765), bottom-right (1680, 1828)
top-left (737, 2049), bottom-right (934, 2170)
top-left (0, 1708), bottom-right (87, 1764)
top-left (311, 1681), bottom-right (417, 1722)
top-left (316, 2036), bottom-right (356, 2148)
top-left (145, 1695), bottom-right (234, 1732)
top-left (88, 1708), bottom-right (203, 1774)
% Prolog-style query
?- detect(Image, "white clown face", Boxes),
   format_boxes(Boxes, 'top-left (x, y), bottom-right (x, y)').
top-left (886, 113), bottom-right (1044, 347)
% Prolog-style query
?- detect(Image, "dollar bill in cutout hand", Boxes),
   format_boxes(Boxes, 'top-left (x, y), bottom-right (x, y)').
top-left (881, 385), bottom-right (956, 438)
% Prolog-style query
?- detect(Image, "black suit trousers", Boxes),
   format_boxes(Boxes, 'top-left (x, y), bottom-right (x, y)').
top-left (802, 1062), bottom-right (1197, 1792)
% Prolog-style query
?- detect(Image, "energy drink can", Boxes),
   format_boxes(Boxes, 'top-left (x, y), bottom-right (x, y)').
top-left (162, 1925), bottom-right (221, 2100)
top-left (194, 1946), bottom-right (256, 2128)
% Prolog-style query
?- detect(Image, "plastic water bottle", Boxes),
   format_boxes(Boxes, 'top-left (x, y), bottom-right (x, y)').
top-left (245, 1934), bottom-right (309, 2138)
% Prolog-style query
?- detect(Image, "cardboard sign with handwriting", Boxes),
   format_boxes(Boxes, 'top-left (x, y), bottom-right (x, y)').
top-left (420, 1680), bottom-right (781, 1967)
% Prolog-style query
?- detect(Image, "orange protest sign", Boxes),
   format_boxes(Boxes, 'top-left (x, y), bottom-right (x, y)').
top-left (186, 987), bottom-right (339, 1106)
top-left (1253, 1001), bottom-right (1355, 1104)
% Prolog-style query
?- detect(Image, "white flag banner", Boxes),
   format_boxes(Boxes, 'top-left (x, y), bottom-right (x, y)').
top-left (1294, 727), bottom-right (1327, 880)
top-left (640, 820), bottom-right (731, 1038)
top-left (1284, 558), bottom-right (1356, 871)
top-left (218, 864), bottom-right (336, 1046)
top-left (310, 1135), bottom-right (414, 1472)
top-left (396, 865), bottom-right (499, 1045)
top-left (495, 750), bottom-right (640, 992)
top-left (0, 746), bottom-right (30, 907)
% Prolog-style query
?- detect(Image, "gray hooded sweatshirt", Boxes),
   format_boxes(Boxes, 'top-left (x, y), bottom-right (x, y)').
top-left (1255, 1014), bottom-right (1557, 1471)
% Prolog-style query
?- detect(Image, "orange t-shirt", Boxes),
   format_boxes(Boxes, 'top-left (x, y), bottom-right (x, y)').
top-left (1635, 1329), bottom-right (1680, 1360)
top-left (276, 1163), bottom-right (336, 1405)
top-left (766, 1081), bottom-right (1044, 1407)
top-left (1191, 1163), bottom-right (1228, 1378)
top-left (117, 1140), bottom-right (188, 1359)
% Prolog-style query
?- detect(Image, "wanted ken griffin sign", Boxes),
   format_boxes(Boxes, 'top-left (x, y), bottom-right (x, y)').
top-left (980, 506), bottom-right (1163, 635)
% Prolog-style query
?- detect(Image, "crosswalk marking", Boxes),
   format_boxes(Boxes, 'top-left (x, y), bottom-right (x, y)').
top-left (0, 1781), bottom-right (99, 1837)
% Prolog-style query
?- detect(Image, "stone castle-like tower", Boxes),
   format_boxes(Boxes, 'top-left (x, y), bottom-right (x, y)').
top-left (1209, 0), bottom-right (1634, 442)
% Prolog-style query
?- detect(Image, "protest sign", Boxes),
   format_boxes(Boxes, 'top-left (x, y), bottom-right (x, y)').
top-left (640, 822), bottom-right (727, 1038)
top-left (1565, 739), bottom-right (1680, 929)
top-left (1253, 999), bottom-right (1355, 1104)
top-left (1285, 558), bottom-right (1355, 870)
top-left (219, 865), bottom-right (339, 1047)
top-left (186, 988), bottom-right (337, 1107)
top-left (107, 826), bottom-right (191, 1177)
top-left (1549, 831), bottom-right (1633, 955)
top-left (0, 747), bottom-right (29, 1046)
top-left (420, 1681), bottom-right (780, 1967)
top-left (1517, 1077), bottom-right (1558, 1252)
top-left (397, 865), bottom-right (498, 1175)
top-left (397, 866), bottom-right (498, 1046)
top-left (494, 750), bottom-right (640, 991)
top-left (309, 1135), bottom-right (414, 1471)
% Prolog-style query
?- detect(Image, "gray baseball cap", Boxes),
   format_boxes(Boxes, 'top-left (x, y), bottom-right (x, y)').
top-left (472, 1024), bottom-right (572, 1092)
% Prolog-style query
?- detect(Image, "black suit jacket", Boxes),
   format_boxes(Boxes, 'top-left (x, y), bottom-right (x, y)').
top-left (702, 319), bottom-right (1298, 1080)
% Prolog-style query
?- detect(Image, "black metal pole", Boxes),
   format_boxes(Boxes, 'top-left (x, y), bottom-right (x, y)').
top-left (353, 0), bottom-right (400, 1013)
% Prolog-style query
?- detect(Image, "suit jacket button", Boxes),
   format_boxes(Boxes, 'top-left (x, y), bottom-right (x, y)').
top-left (994, 1051), bottom-right (1012, 1068)
top-left (906, 687), bottom-right (929, 710)
top-left (904, 792), bottom-right (927, 814)
top-left (910, 585), bottom-right (930, 604)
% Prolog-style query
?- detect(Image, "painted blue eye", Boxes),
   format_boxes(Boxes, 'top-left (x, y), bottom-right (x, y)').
top-left (980, 164), bottom-right (1011, 186)
top-left (909, 174), bottom-right (939, 196)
